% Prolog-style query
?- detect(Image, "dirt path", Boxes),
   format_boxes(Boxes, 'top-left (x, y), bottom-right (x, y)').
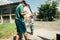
top-left (0, 20), bottom-right (60, 40)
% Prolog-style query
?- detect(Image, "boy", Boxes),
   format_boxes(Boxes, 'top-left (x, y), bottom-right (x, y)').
top-left (29, 15), bottom-right (34, 35)
top-left (25, 15), bottom-right (34, 35)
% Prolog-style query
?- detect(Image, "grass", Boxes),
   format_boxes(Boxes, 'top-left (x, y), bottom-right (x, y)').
top-left (0, 23), bottom-right (16, 39)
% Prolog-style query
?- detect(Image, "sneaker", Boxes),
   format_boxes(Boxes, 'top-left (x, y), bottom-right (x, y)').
top-left (31, 32), bottom-right (33, 35)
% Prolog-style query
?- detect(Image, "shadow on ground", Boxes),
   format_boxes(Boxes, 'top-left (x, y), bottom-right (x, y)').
top-left (13, 33), bottom-right (54, 40)
top-left (37, 35), bottom-right (50, 40)
top-left (13, 36), bottom-right (23, 40)
top-left (13, 35), bottom-right (31, 40)
top-left (13, 36), bottom-right (16, 40)
top-left (27, 32), bottom-right (31, 35)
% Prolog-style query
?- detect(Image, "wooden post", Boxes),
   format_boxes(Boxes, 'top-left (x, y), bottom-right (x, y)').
top-left (10, 8), bottom-right (12, 23)
top-left (1, 10), bottom-right (3, 24)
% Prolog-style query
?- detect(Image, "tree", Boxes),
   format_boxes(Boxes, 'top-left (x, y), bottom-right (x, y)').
top-left (37, 1), bottom-right (57, 21)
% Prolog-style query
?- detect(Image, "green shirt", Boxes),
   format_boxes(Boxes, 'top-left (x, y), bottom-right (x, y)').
top-left (15, 4), bottom-right (24, 22)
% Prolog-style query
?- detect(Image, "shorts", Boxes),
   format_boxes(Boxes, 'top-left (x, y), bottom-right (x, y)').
top-left (15, 19), bottom-right (26, 34)
top-left (30, 25), bottom-right (34, 30)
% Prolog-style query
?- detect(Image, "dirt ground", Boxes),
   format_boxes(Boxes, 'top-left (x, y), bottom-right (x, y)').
top-left (0, 19), bottom-right (60, 40)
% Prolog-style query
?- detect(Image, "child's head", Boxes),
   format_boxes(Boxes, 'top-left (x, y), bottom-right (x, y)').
top-left (30, 15), bottom-right (33, 18)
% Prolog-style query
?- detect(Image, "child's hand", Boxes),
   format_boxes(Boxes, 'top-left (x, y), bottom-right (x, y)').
top-left (26, 23), bottom-right (30, 27)
top-left (24, 11), bottom-right (27, 15)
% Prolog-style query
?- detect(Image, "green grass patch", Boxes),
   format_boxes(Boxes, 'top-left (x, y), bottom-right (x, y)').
top-left (0, 23), bottom-right (16, 38)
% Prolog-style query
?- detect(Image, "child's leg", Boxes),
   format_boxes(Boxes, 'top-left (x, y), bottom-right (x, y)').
top-left (30, 25), bottom-right (34, 35)
top-left (31, 29), bottom-right (33, 35)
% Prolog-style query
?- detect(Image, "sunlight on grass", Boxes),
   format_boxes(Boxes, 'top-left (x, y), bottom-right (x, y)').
top-left (0, 23), bottom-right (16, 38)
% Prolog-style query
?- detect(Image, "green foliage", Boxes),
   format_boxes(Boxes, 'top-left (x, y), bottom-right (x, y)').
top-left (0, 23), bottom-right (16, 38)
top-left (37, 1), bottom-right (57, 21)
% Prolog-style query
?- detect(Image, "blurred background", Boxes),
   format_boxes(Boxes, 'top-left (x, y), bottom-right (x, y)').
top-left (0, 0), bottom-right (60, 40)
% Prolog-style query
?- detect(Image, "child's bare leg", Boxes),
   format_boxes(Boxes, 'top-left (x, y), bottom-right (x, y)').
top-left (31, 29), bottom-right (33, 35)
top-left (30, 25), bottom-right (34, 35)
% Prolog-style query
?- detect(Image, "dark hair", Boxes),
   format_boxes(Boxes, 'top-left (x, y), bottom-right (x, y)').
top-left (20, 1), bottom-right (27, 6)
top-left (30, 15), bottom-right (33, 18)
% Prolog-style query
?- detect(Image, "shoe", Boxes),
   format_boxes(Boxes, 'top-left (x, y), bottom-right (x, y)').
top-left (31, 32), bottom-right (33, 35)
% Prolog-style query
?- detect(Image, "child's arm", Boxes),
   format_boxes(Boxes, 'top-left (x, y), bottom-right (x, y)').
top-left (29, 19), bottom-right (34, 25)
top-left (32, 19), bottom-right (34, 24)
